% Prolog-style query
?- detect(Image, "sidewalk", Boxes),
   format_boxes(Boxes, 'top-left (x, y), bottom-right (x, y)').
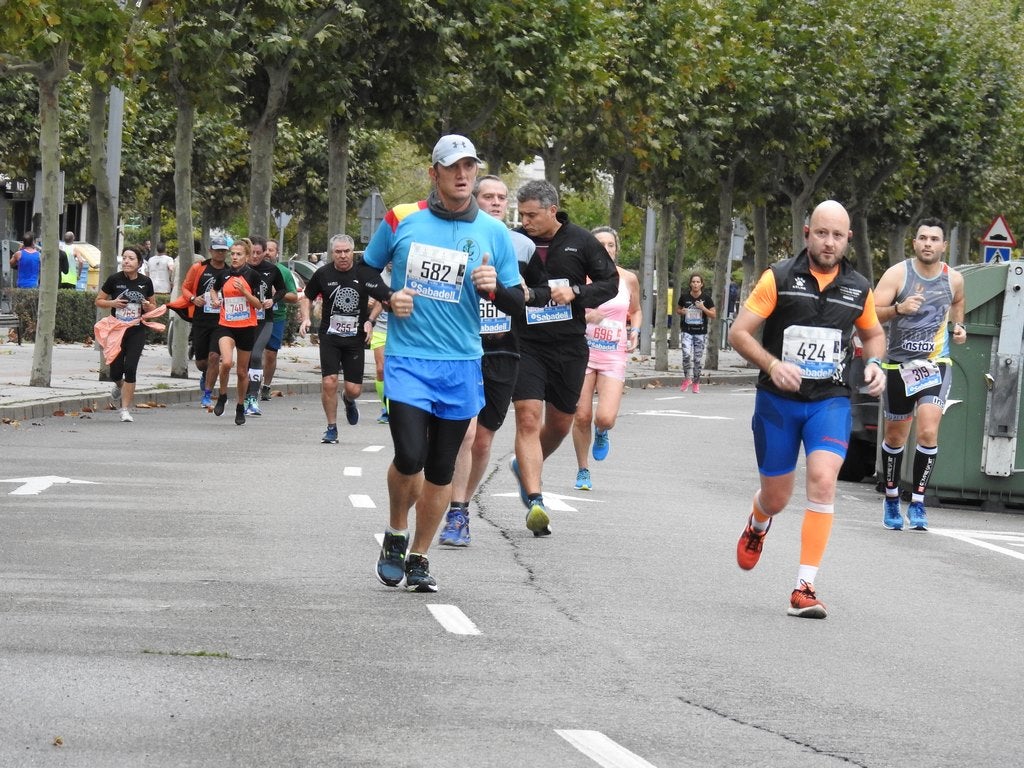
top-left (0, 338), bottom-right (757, 420)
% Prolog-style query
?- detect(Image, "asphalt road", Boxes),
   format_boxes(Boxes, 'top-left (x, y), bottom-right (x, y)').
top-left (1, 384), bottom-right (1022, 767)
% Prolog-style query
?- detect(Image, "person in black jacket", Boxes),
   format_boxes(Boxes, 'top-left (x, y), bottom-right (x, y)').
top-left (509, 179), bottom-right (619, 537)
top-left (728, 200), bottom-right (886, 620)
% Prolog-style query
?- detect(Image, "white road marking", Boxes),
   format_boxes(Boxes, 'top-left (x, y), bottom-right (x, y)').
top-left (555, 730), bottom-right (658, 768)
top-left (492, 492), bottom-right (605, 512)
top-left (374, 533), bottom-right (384, 546)
top-left (349, 494), bottom-right (375, 508)
top-left (634, 410), bottom-right (731, 421)
top-left (427, 604), bottom-right (481, 635)
top-left (931, 528), bottom-right (1024, 561)
top-left (1, 475), bottom-right (98, 496)
top-left (343, 466), bottom-right (362, 476)
top-left (363, 445), bottom-right (385, 453)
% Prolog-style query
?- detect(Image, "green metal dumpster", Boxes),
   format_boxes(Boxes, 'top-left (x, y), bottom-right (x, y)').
top-left (922, 261), bottom-right (1024, 506)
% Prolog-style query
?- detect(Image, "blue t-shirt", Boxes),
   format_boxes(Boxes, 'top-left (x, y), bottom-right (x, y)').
top-left (363, 201), bottom-right (520, 360)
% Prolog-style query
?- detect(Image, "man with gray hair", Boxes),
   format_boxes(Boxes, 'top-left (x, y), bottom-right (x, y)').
top-left (510, 179), bottom-right (619, 536)
top-left (299, 233), bottom-right (390, 443)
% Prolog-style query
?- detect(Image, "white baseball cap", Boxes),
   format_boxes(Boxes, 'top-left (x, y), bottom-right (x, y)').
top-left (431, 134), bottom-right (482, 167)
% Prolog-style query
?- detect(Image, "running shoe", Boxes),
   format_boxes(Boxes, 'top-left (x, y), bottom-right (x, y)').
top-left (439, 505), bottom-right (471, 547)
top-left (244, 397), bottom-right (262, 417)
top-left (405, 554), bottom-right (437, 592)
top-left (120, 409), bottom-right (133, 423)
top-left (509, 457), bottom-right (529, 508)
top-left (526, 499), bottom-right (551, 537)
top-left (260, 385), bottom-right (272, 401)
top-left (883, 496), bottom-right (903, 530)
top-left (375, 531), bottom-right (408, 587)
top-left (213, 393), bottom-right (227, 416)
top-left (200, 389), bottom-right (213, 408)
top-left (692, 383), bottom-right (701, 394)
top-left (592, 428), bottom-right (610, 461)
top-left (907, 501), bottom-right (929, 531)
top-left (736, 514), bottom-right (771, 571)
top-left (376, 408), bottom-right (389, 425)
top-left (111, 383), bottom-right (121, 405)
top-left (787, 580), bottom-right (828, 619)
top-left (574, 468), bottom-right (592, 491)
top-left (322, 425), bottom-right (339, 444)
top-left (343, 397), bottom-right (359, 426)
top-left (679, 378), bottom-right (691, 392)
top-left (234, 404), bottom-right (246, 425)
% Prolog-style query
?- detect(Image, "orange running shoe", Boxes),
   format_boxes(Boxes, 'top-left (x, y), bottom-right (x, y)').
top-left (787, 580), bottom-right (827, 619)
top-left (736, 514), bottom-right (771, 570)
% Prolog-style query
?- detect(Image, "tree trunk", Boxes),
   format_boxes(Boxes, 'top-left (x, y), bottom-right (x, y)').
top-left (706, 164), bottom-right (738, 371)
top-left (170, 94), bottom-right (196, 378)
top-left (789, 189), bottom-right (813, 256)
top-left (29, 55), bottom-right (68, 388)
top-left (540, 143), bottom-right (564, 190)
top-left (669, 209), bottom-right (685, 350)
top-left (88, 81), bottom-right (117, 381)
top-left (297, 219), bottom-right (310, 261)
top-left (750, 203), bottom-right (769, 296)
top-left (89, 82), bottom-right (116, 293)
top-left (149, 189), bottom-right (163, 258)
top-left (609, 155), bottom-right (632, 230)
top-left (887, 224), bottom-right (908, 268)
top-left (653, 201), bottom-right (672, 372)
top-left (852, 211), bottom-right (873, 283)
top-left (247, 65), bottom-right (290, 239)
top-left (327, 115), bottom-right (349, 236)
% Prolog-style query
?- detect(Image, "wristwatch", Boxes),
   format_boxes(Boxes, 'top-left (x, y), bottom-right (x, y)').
top-left (572, 285), bottom-right (581, 297)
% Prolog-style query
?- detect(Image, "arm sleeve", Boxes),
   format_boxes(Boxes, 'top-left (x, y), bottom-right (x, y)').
top-left (744, 269), bottom-right (777, 319)
top-left (490, 282), bottom-right (525, 315)
top-left (854, 290), bottom-right (880, 330)
top-left (577, 243), bottom-right (619, 308)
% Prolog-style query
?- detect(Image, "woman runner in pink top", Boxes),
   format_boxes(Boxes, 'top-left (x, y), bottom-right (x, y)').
top-left (570, 226), bottom-right (642, 491)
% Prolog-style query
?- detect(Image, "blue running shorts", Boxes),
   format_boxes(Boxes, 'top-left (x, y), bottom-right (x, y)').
top-left (752, 390), bottom-right (852, 477)
top-left (384, 356), bottom-right (484, 421)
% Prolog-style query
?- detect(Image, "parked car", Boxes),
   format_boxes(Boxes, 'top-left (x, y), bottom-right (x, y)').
top-left (839, 332), bottom-right (881, 482)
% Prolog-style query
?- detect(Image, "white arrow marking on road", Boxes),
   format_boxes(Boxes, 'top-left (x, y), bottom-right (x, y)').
top-left (492, 492), bottom-right (604, 512)
top-left (555, 730), bottom-right (658, 768)
top-left (1, 476), bottom-right (98, 496)
top-left (343, 466), bottom-right (362, 476)
top-left (363, 445), bottom-right (385, 453)
top-left (635, 409), bottom-right (731, 421)
top-left (427, 604), bottom-right (481, 635)
top-left (349, 494), bottom-right (375, 508)
top-left (930, 528), bottom-right (1024, 562)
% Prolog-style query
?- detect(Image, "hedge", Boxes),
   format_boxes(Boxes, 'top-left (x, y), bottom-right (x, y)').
top-left (5, 288), bottom-right (300, 345)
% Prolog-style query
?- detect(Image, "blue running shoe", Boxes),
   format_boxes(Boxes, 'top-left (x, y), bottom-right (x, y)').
top-left (574, 468), bottom-right (592, 491)
top-left (244, 396), bottom-right (262, 416)
top-left (405, 554), bottom-right (437, 592)
top-left (376, 408), bottom-right (389, 424)
top-left (343, 396), bottom-right (359, 425)
top-left (376, 531), bottom-right (408, 587)
top-left (907, 501), bottom-right (928, 531)
top-left (592, 428), bottom-right (610, 461)
top-left (200, 389), bottom-right (213, 408)
top-left (439, 506), bottom-right (470, 547)
top-left (883, 496), bottom-right (903, 530)
top-left (509, 457), bottom-right (529, 508)
top-left (526, 499), bottom-right (551, 537)
top-left (322, 424), bottom-right (339, 444)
